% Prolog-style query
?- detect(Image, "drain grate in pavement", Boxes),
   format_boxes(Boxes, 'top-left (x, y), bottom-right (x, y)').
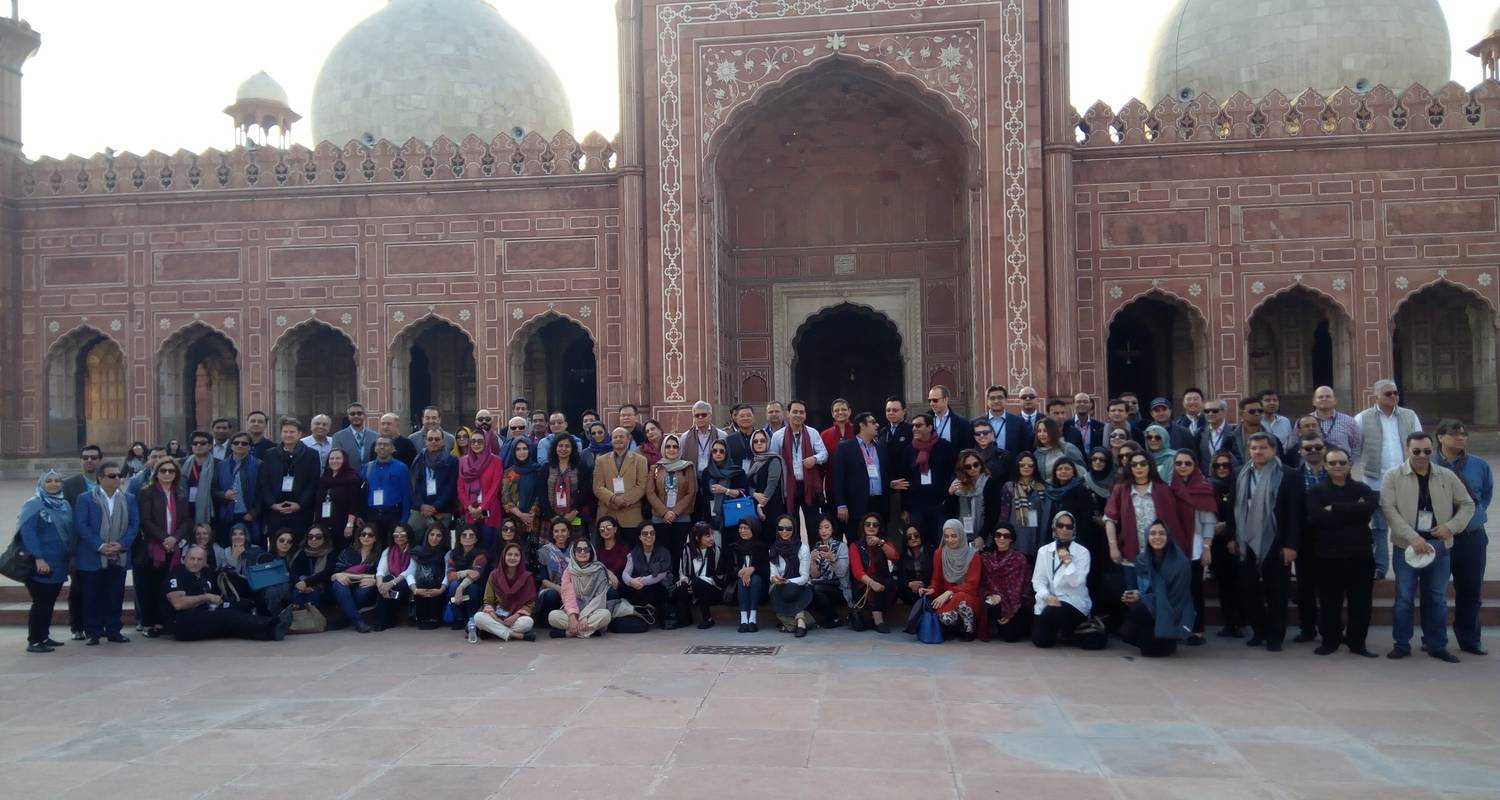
top-left (684, 645), bottom-right (781, 656)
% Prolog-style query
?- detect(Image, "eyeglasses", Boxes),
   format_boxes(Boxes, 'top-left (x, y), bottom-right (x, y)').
top-left (1380, 391), bottom-right (1399, 397)
top-left (101, 472), bottom-right (121, 479)
top-left (864, 521), bottom-right (881, 528)
top-left (157, 468), bottom-right (178, 475)
top-left (510, 425), bottom-right (526, 431)
top-left (192, 441), bottom-right (211, 447)
top-left (693, 412), bottom-right (708, 418)
top-left (307, 533), bottom-right (325, 539)
top-left (359, 532), bottom-right (376, 539)
top-left (1019, 394), bottom-right (1037, 400)
top-left (1325, 459), bottom-right (1350, 466)
top-left (964, 462), bottom-right (982, 471)
top-left (231, 441), bottom-right (250, 447)
top-left (1129, 461), bottom-right (1151, 468)
top-left (995, 532), bottom-right (1015, 540)
top-left (1145, 434), bottom-right (1162, 441)
top-left (1213, 462), bottom-right (1233, 469)
top-left (975, 430), bottom-right (993, 437)
top-left (927, 398), bottom-right (942, 404)
top-left (1205, 409), bottom-right (1222, 415)
top-left (1410, 448), bottom-right (1432, 456)
top-left (277, 537), bottom-right (293, 544)
top-left (1243, 409), bottom-right (1264, 415)
top-left (1090, 455), bottom-right (1108, 462)
top-left (1054, 522), bottom-right (1075, 530)
top-left (1173, 460), bottom-right (1193, 467)
top-left (478, 416), bottom-right (492, 422)
top-left (1108, 431), bottom-right (1127, 439)
top-left (1301, 444), bottom-right (1324, 452)
top-left (776, 525), bottom-right (794, 531)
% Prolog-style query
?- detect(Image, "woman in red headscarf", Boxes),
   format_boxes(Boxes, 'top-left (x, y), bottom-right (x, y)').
top-left (459, 429), bottom-right (504, 554)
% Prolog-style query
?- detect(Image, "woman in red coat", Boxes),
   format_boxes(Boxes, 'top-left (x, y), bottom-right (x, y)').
top-left (459, 430), bottom-right (505, 554)
top-left (1102, 452), bottom-right (1186, 626)
top-left (137, 459), bottom-right (194, 637)
top-left (924, 519), bottom-right (987, 641)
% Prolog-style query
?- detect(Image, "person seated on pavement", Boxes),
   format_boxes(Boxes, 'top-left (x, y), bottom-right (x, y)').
top-left (621, 523), bottom-right (675, 629)
top-left (723, 517), bottom-right (769, 633)
top-left (675, 522), bottom-right (724, 630)
top-left (547, 538), bottom-right (614, 639)
top-left (330, 525), bottom-right (382, 633)
top-left (445, 525), bottom-right (489, 629)
top-left (164, 545), bottom-right (292, 642)
top-left (373, 523), bottom-right (417, 630)
top-left (807, 514), bottom-right (851, 630)
top-left (408, 525), bottom-right (450, 630)
top-left (1031, 511), bottom-right (1093, 649)
top-left (981, 523), bottom-right (1032, 642)
top-left (848, 512), bottom-right (899, 633)
top-left (289, 523), bottom-right (337, 610)
top-left (472, 541), bottom-right (537, 642)
top-left (767, 514), bottom-right (814, 637)
top-left (1119, 520), bottom-right (1195, 657)
top-left (920, 519), bottom-right (986, 641)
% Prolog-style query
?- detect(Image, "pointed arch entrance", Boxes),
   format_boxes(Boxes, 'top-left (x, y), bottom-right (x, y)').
top-left (158, 324), bottom-right (240, 443)
top-left (1107, 293), bottom-right (1209, 402)
top-left (792, 303), bottom-right (904, 429)
top-left (510, 314), bottom-right (596, 428)
top-left (1246, 287), bottom-right (1354, 412)
top-left (46, 327), bottom-right (127, 453)
top-left (389, 317), bottom-right (477, 432)
top-left (1393, 283), bottom-right (1498, 424)
top-left (271, 321), bottom-right (357, 427)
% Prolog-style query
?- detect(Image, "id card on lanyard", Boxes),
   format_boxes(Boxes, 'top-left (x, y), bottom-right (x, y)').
top-left (425, 468), bottom-right (437, 498)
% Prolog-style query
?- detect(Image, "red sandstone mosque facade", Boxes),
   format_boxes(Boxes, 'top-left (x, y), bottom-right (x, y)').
top-left (2, 0), bottom-right (1499, 456)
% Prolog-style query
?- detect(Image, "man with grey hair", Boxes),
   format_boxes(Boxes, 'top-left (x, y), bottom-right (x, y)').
top-left (679, 400), bottom-right (726, 476)
top-left (1197, 398), bottom-right (1239, 472)
top-left (1355, 379), bottom-right (1421, 579)
top-left (300, 414), bottom-right (334, 469)
top-left (367, 412), bottom-right (418, 465)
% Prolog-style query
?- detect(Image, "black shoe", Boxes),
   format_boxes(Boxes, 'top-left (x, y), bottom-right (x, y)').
top-left (823, 617), bottom-right (844, 629)
top-left (353, 622), bottom-right (373, 634)
top-left (416, 621), bottom-right (441, 631)
top-left (1216, 626), bottom-right (1244, 639)
top-left (1293, 631), bottom-right (1317, 644)
top-left (141, 628), bottom-right (160, 639)
top-left (70, 630), bottom-right (85, 641)
top-left (1185, 635), bottom-right (1205, 647)
top-left (1427, 649), bottom-right (1461, 664)
top-left (1246, 637), bottom-right (1264, 647)
top-left (42, 638), bottom-right (64, 647)
top-left (1459, 644), bottom-right (1488, 656)
top-left (1314, 643), bottom-right (1339, 656)
top-left (85, 637), bottom-right (100, 646)
top-left (1386, 647), bottom-right (1411, 659)
top-left (272, 607), bottom-right (294, 641)
top-left (26, 643), bottom-right (54, 653)
top-left (875, 623), bottom-right (891, 634)
top-left (1266, 642), bottom-right (1283, 652)
top-left (697, 619), bottom-right (714, 630)
top-left (747, 623), bottom-right (758, 633)
top-left (794, 624), bottom-right (807, 638)
top-left (737, 623), bottom-right (749, 633)
top-left (550, 628), bottom-right (567, 638)
top-left (1349, 647), bottom-right (1378, 658)
top-left (850, 616), bottom-right (867, 632)
top-left (521, 632), bottom-right (537, 642)
top-left (663, 621), bottom-right (681, 631)
top-left (105, 634), bottom-right (130, 643)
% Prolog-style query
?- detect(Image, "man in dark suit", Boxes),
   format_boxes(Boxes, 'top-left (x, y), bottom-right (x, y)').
top-left (73, 462), bottom-right (139, 645)
top-left (971, 419), bottom-right (1016, 484)
top-left (833, 413), bottom-right (893, 537)
top-left (927, 384), bottom-right (975, 452)
top-left (878, 397), bottom-right (912, 533)
top-left (1173, 387), bottom-right (1208, 447)
top-left (1225, 432), bottom-right (1304, 652)
top-left (61, 444), bottom-right (104, 640)
top-left (1063, 392), bottom-right (1105, 453)
top-left (1197, 399), bottom-right (1241, 472)
top-left (1015, 386), bottom-right (1043, 442)
top-left (257, 416), bottom-right (321, 544)
top-left (1049, 399), bottom-right (1085, 452)
top-left (974, 384), bottom-right (1028, 457)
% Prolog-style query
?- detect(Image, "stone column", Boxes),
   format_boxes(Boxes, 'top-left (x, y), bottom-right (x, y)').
top-left (614, 0), bottom-right (649, 419)
top-left (1039, 0), bottom-right (1079, 397)
top-left (0, 15), bottom-right (38, 454)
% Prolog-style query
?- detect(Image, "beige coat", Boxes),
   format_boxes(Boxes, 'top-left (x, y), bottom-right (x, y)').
top-left (592, 449), bottom-right (650, 527)
top-left (646, 463), bottom-right (697, 521)
top-left (1378, 461), bottom-right (1476, 549)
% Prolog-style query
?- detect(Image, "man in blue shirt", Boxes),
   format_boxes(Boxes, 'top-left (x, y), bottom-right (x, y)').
top-left (1432, 419), bottom-right (1493, 656)
top-left (360, 436), bottom-right (412, 540)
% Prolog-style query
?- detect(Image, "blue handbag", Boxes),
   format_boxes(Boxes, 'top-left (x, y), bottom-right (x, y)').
top-left (916, 597), bottom-right (944, 644)
top-left (245, 558), bottom-right (289, 592)
top-left (722, 496), bottom-right (756, 527)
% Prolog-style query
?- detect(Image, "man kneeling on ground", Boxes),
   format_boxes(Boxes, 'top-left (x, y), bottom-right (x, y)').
top-left (165, 545), bottom-right (292, 641)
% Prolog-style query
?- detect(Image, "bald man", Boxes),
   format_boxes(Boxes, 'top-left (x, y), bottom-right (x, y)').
top-left (367, 413), bottom-right (418, 466)
top-left (592, 426), bottom-right (649, 545)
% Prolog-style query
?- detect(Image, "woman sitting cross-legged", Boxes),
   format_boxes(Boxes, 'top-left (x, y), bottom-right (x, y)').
top-left (409, 526), bottom-right (451, 630)
top-left (534, 517), bottom-right (573, 627)
top-left (767, 514), bottom-right (814, 637)
top-left (330, 525), bottom-right (382, 633)
top-left (674, 522), bottom-right (723, 629)
top-left (1119, 520), bottom-right (1195, 657)
top-left (920, 519), bottom-right (986, 641)
top-left (621, 523), bottom-right (675, 629)
top-left (548, 538), bottom-right (615, 639)
top-left (472, 542), bottom-right (537, 642)
top-left (807, 515), bottom-right (851, 629)
top-left (289, 524), bottom-right (337, 610)
top-left (445, 525), bottom-right (489, 629)
top-left (981, 523), bottom-right (1033, 642)
top-left (848, 512), bottom-right (899, 633)
top-left (723, 517), bottom-right (769, 632)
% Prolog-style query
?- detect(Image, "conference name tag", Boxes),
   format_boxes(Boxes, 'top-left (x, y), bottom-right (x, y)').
top-left (281, 476), bottom-right (294, 492)
top-left (920, 471), bottom-right (932, 486)
top-left (373, 488), bottom-right (385, 507)
top-left (187, 486), bottom-right (198, 503)
top-left (321, 498), bottom-right (332, 518)
top-left (426, 477), bottom-right (437, 496)
top-left (613, 476), bottom-right (625, 494)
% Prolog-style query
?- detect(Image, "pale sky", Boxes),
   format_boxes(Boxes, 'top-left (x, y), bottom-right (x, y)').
top-left (17, 0), bottom-right (1498, 159)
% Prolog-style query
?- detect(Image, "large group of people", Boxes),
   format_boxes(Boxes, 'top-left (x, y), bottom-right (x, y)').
top-left (12, 381), bottom-right (1489, 665)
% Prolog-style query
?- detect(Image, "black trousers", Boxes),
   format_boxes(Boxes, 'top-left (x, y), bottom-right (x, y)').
top-left (133, 561), bottom-right (170, 629)
top-left (1450, 529), bottom-right (1488, 650)
top-left (1120, 602), bottom-right (1178, 657)
top-left (621, 582), bottom-right (669, 627)
top-left (1031, 603), bottom-right (1084, 648)
top-left (173, 608), bottom-right (276, 641)
top-left (80, 566), bottom-right (127, 638)
top-left (26, 580), bottom-right (64, 645)
top-left (1238, 550), bottom-right (1291, 646)
top-left (1209, 536), bottom-right (1245, 629)
top-left (989, 602), bottom-right (1032, 643)
top-left (1317, 556), bottom-right (1374, 651)
top-left (657, 521), bottom-right (690, 575)
top-left (1189, 560), bottom-right (1205, 635)
top-left (809, 582), bottom-right (847, 624)
top-left (411, 591), bottom-right (447, 626)
top-left (67, 566), bottom-right (84, 633)
top-left (1295, 550), bottom-right (1320, 636)
top-left (536, 587), bottom-right (563, 628)
top-left (673, 578), bottom-right (720, 625)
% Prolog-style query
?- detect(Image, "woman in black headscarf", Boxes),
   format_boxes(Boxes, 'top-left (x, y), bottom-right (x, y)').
top-left (767, 514), bottom-right (813, 637)
top-left (1119, 520), bottom-right (1195, 657)
top-left (409, 525), bottom-right (451, 630)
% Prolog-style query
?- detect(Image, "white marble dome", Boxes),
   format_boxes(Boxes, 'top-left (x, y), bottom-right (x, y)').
top-left (1141, 0), bottom-right (1452, 104)
top-left (235, 71), bottom-right (289, 106)
top-left (310, 0), bottom-right (573, 147)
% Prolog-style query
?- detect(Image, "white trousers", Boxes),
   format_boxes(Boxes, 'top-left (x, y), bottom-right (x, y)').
top-left (547, 608), bottom-right (611, 637)
top-left (472, 611), bottom-right (534, 640)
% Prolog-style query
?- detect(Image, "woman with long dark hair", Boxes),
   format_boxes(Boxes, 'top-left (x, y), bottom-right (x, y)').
top-left (896, 522), bottom-right (932, 607)
top-left (137, 458), bottom-right (192, 637)
top-left (1119, 520), bottom-right (1195, 657)
top-left (313, 447), bottom-right (361, 550)
top-left (747, 429), bottom-right (785, 523)
top-left (981, 523), bottom-right (1032, 642)
top-left (409, 526), bottom-right (450, 630)
top-left (445, 526), bottom-right (489, 629)
top-left (329, 525), bottom-right (382, 633)
top-left (807, 514), bottom-right (850, 629)
top-left (1206, 450), bottom-right (1245, 638)
top-left (459, 430), bottom-right (503, 553)
top-left (1168, 449), bottom-right (1218, 645)
top-left (622, 523), bottom-right (675, 628)
top-left (290, 523), bottom-right (337, 610)
top-left (949, 448), bottom-right (1002, 543)
top-left (473, 542), bottom-right (537, 642)
top-left (675, 521), bottom-right (723, 629)
top-left (767, 514), bottom-right (813, 637)
top-left (373, 524), bottom-right (416, 630)
top-left (999, 452), bottom-right (1043, 559)
top-left (848, 512), bottom-right (899, 633)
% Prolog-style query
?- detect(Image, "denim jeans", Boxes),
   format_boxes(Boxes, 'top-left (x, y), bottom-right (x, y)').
top-left (294, 586), bottom-right (324, 607)
top-left (1391, 541), bottom-right (1450, 653)
top-left (330, 581), bottom-right (378, 625)
top-left (1369, 491), bottom-right (1390, 577)
top-left (736, 574), bottom-right (765, 613)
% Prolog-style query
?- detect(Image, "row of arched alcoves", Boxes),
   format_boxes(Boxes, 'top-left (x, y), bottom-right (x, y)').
top-left (44, 313), bottom-right (598, 453)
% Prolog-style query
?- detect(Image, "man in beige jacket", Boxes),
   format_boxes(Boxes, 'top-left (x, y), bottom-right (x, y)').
top-left (593, 427), bottom-right (649, 546)
top-left (1379, 432), bottom-right (1475, 663)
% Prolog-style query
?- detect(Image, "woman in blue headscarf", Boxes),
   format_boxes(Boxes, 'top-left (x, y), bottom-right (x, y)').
top-left (17, 468), bottom-right (76, 653)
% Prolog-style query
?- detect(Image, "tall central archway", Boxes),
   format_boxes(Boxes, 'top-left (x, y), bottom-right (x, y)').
top-left (389, 317), bottom-right (477, 432)
top-left (510, 314), bottom-right (597, 429)
top-left (271, 321), bottom-right (357, 428)
top-left (712, 60), bottom-right (976, 407)
top-left (46, 327), bottom-right (127, 453)
top-left (792, 303), bottom-right (905, 428)
top-left (1107, 293), bottom-right (1209, 402)
top-left (1246, 286), bottom-right (1353, 412)
top-left (158, 323), bottom-right (240, 443)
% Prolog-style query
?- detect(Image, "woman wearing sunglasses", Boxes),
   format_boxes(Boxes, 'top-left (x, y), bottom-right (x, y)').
top-left (1168, 449), bottom-right (1219, 645)
top-left (1103, 451), bottom-right (1185, 627)
top-left (137, 458), bottom-right (192, 637)
top-left (547, 539), bottom-right (614, 639)
top-left (1031, 511), bottom-right (1094, 648)
top-left (1206, 450), bottom-right (1246, 637)
top-left (981, 523), bottom-right (1031, 642)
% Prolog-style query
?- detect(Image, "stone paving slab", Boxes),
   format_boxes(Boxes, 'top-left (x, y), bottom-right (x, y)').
top-left (0, 622), bottom-right (1496, 799)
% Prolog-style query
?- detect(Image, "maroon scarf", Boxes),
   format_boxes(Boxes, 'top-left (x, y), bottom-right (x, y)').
top-left (384, 543), bottom-right (411, 577)
top-left (460, 430), bottom-right (497, 485)
top-left (911, 433), bottom-right (937, 474)
top-left (779, 425), bottom-right (822, 504)
top-left (488, 564), bottom-right (537, 611)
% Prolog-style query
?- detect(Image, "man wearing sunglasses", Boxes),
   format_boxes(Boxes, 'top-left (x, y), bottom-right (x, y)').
top-left (1306, 445), bottom-right (1378, 657)
top-left (1195, 399), bottom-right (1239, 475)
top-left (1291, 434), bottom-right (1328, 643)
top-left (1380, 432), bottom-right (1474, 663)
top-left (331, 402), bottom-right (373, 472)
top-left (1355, 379), bottom-right (1422, 580)
top-left (74, 462), bottom-right (140, 645)
top-left (214, 434), bottom-right (261, 546)
top-left (1431, 420), bottom-right (1492, 656)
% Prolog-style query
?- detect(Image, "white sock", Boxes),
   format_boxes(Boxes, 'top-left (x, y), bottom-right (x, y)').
top-left (740, 611), bottom-right (750, 624)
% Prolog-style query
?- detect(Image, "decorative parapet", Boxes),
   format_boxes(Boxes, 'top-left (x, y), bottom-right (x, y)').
top-left (16, 130), bottom-right (619, 198)
top-left (1071, 81), bottom-right (1500, 148)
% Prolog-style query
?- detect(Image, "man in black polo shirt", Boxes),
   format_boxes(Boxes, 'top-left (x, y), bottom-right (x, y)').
top-left (165, 546), bottom-right (291, 641)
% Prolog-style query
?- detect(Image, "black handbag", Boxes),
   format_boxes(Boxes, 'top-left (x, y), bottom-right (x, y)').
top-left (0, 532), bottom-right (35, 582)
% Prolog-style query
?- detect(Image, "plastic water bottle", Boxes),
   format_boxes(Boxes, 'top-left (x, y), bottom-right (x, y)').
top-left (466, 617), bottom-right (478, 644)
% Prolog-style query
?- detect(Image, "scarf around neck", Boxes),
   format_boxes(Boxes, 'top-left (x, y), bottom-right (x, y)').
top-left (1145, 425), bottom-right (1177, 477)
top-left (384, 542), bottom-right (412, 577)
top-left (770, 534), bottom-right (801, 579)
top-left (19, 469), bottom-right (74, 545)
top-left (631, 542), bottom-right (672, 578)
top-left (1234, 460), bottom-right (1282, 563)
top-left (911, 434), bottom-right (936, 473)
top-left (568, 551), bottom-right (611, 614)
top-left (955, 473), bottom-right (990, 538)
top-left (982, 547), bottom-right (1027, 618)
top-left (1083, 447), bottom-right (1115, 499)
top-left (656, 435), bottom-right (693, 474)
top-left (490, 562), bottom-right (537, 611)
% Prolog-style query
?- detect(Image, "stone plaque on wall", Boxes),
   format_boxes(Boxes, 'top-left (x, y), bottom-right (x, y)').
top-left (833, 253), bottom-right (856, 275)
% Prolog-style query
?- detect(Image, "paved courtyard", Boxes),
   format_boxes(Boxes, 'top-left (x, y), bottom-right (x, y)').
top-left (0, 619), bottom-right (1497, 800)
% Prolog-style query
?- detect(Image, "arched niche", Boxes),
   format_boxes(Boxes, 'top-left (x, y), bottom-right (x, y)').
top-left (271, 320), bottom-right (357, 428)
top-left (1392, 282), bottom-right (1498, 424)
top-left (509, 313), bottom-right (597, 429)
top-left (791, 302), bottom-right (905, 429)
top-left (1246, 286), bottom-right (1353, 412)
top-left (389, 316), bottom-right (477, 432)
top-left (46, 327), bottom-right (127, 454)
top-left (158, 323), bottom-right (240, 443)
top-left (1107, 292), bottom-right (1210, 402)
